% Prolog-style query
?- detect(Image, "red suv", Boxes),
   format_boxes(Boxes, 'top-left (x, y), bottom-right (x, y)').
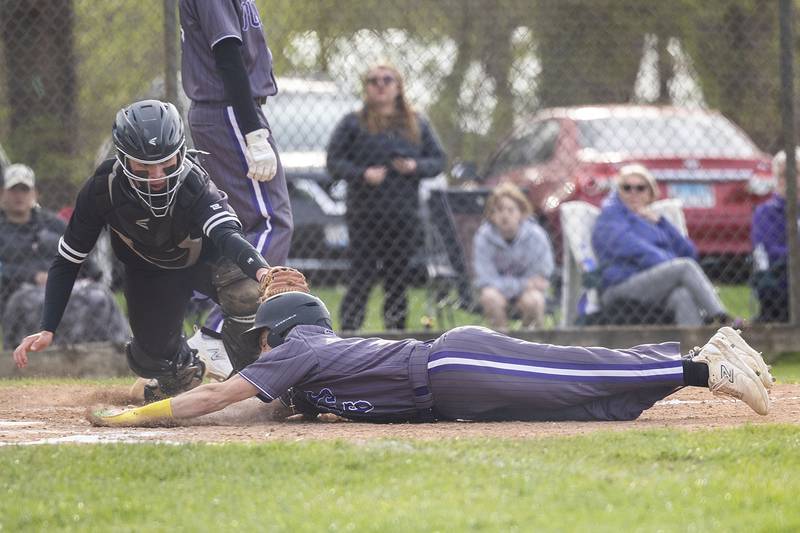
top-left (481, 105), bottom-right (773, 259)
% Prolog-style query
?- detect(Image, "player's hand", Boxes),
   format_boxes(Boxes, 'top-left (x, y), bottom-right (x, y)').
top-left (244, 128), bottom-right (278, 182)
top-left (33, 271), bottom-right (48, 286)
top-left (391, 157), bottom-right (417, 175)
top-left (363, 166), bottom-right (387, 186)
top-left (13, 331), bottom-right (54, 369)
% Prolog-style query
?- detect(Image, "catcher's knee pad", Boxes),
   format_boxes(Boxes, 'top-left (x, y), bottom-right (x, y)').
top-left (221, 316), bottom-right (261, 372)
top-left (212, 257), bottom-right (260, 318)
top-left (126, 340), bottom-right (205, 396)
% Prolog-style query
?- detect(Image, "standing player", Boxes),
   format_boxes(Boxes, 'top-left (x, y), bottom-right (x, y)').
top-left (12, 100), bottom-right (306, 401)
top-left (179, 0), bottom-right (293, 359)
top-left (94, 292), bottom-right (774, 426)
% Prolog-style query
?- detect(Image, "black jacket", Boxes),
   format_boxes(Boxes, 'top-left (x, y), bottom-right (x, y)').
top-left (326, 112), bottom-right (446, 221)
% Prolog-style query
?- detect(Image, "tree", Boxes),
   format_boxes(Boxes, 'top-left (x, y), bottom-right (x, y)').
top-left (1, 0), bottom-right (79, 207)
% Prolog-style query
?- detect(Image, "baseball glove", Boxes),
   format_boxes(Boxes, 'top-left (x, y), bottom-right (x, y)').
top-left (258, 266), bottom-right (310, 302)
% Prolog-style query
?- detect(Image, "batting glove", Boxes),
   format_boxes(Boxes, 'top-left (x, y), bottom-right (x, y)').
top-left (244, 128), bottom-right (278, 182)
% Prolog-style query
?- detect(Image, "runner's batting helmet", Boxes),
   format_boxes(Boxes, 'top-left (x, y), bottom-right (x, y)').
top-left (113, 99), bottom-right (188, 217)
top-left (243, 291), bottom-right (333, 348)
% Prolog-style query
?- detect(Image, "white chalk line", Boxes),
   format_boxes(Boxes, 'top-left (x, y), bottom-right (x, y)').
top-left (657, 395), bottom-right (800, 406)
top-left (0, 430), bottom-right (179, 446)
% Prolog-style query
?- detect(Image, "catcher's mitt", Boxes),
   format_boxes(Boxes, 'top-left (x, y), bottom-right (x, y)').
top-left (258, 266), bottom-right (310, 302)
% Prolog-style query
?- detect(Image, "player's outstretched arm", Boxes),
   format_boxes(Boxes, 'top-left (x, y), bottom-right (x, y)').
top-left (13, 331), bottom-right (54, 369)
top-left (91, 375), bottom-right (259, 427)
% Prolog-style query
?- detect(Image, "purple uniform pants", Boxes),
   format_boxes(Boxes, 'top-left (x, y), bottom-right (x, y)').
top-left (426, 326), bottom-right (684, 421)
top-left (188, 101), bottom-right (293, 330)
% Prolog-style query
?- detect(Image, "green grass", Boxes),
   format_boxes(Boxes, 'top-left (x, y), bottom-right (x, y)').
top-left (309, 283), bottom-right (756, 333)
top-left (121, 282), bottom-right (756, 335)
top-left (771, 351), bottom-right (800, 383)
top-left (1, 426), bottom-right (799, 531)
top-left (0, 377), bottom-right (135, 388)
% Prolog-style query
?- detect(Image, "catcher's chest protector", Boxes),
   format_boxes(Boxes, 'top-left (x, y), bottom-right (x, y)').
top-left (93, 164), bottom-right (206, 268)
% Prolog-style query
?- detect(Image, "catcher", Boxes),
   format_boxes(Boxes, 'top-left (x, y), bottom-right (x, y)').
top-left (92, 291), bottom-right (774, 427)
top-left (12, 99), bottom-right (308, 402)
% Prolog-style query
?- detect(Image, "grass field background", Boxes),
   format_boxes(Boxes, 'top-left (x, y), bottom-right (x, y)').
top-left (1, 427), bottom-right (798, 531)
top-left (246, 283), bottom-right (754, 333)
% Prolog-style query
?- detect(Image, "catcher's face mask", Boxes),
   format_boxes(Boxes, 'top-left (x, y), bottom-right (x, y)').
top-left (119, 148), bottom-right (187, 217)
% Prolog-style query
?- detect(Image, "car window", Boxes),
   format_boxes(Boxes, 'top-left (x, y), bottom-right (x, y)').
top-left (576, 114), bottom-right (759, 158)
top-left (268, 90), bottom-right (359, 152)
top-left (486, 120), bottom-right (560, 176)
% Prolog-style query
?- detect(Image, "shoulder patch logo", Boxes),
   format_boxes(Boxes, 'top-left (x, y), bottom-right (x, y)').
top-left (210, 203), bottom-right (222, 211)
top-left (135, 218), bottom-right (150, 230)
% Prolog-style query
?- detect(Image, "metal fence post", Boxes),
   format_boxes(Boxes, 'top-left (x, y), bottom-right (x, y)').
top-left (779, 0), bottom-right (799, 327)
top-left (163, 0), bottom-right (179, 109)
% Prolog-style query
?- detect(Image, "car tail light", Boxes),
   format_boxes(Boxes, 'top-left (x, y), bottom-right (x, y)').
top-left (581, 175), bottom-right (614, 197)
top-left (746, 173), bottom-right (775, 196)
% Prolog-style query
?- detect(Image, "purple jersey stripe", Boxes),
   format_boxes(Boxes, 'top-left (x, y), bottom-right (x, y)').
top-left (428, 350), bottom-right (682, 371)
top-left (428, 364), bottom-right (684, 383)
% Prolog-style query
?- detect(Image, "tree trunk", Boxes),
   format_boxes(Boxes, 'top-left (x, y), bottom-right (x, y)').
top-left (1, 0), bottom-right (77, 207)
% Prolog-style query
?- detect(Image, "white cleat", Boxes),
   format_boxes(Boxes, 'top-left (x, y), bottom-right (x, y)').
top-left (708, 327), bottom-right (775, 389)
top-left (691, 342), bottom-right (770, 416)
top-left (187, 327), bottom-right (233, 382)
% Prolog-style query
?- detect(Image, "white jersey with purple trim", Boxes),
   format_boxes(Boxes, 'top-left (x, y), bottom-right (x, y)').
top-left (179, 0), bottom-right (277, 102)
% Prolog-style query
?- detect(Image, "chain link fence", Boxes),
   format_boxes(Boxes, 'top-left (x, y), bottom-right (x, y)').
top-left (0, 0), bottom-right (798, 337)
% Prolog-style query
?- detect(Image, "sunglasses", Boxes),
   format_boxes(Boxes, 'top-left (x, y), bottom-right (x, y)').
top-left (366, 75), bottom-right (396, 86)
top-left (621, 183), bottom-right (649, 193)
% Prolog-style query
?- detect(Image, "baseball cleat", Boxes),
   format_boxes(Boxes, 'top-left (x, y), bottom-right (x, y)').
top-left (187, 326), bottom-right (233, 382)
top-left (708, 327), bottom-right (775, 389)
top-left (691, 342), bottom-right (770, 415)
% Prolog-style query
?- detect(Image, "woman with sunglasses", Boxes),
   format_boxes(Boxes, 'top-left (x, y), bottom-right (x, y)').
top-left (591, 164), bottom-right (729, 326)
top-left (327, 63), bottom-right (446, 331)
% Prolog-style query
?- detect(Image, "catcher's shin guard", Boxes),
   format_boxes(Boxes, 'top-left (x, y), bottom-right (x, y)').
top-left (221, 315), bottom-right (261, 372)
top-left (212, 257), bottom-right (261, 317)
top-left (126, 341), bottom-right (205, 403)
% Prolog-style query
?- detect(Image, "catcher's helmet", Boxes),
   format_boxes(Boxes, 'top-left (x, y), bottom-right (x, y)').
top-left (112, 99), bottom-right (188, 217)
top-left (243, 291), bottom-right (333, 348)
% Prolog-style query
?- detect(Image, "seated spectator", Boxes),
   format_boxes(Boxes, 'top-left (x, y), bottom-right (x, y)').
top-left (592, 164), bottom-right (729, 326)
top-left (0, 164), bottom-right (129, 348)
top-left (473, 183), bottom-right (554, 330)
top-left (751, 148), bottom-right (797, 323)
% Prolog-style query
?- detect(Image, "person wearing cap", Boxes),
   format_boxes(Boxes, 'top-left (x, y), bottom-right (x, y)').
top-left (0, 164), bottom-right (64, 304)
top-left (591, 164), bottom-right (730, 326)
top-left (0, 164), bottom-right (129, 348)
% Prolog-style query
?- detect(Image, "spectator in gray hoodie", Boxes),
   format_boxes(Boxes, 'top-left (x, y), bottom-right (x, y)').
top-left (473, 183), bottom-right (554, 330)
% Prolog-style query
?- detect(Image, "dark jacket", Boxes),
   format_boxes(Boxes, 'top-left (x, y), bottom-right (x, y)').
top-left (0, 207), bottom-right (66, 300)
top-left (592, 193), bottom-right (697, 289)
top-left (326, 111), bottom-right (446, 221)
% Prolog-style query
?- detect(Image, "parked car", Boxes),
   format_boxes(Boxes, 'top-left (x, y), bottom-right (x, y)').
top-left (476, 105), bottom-right (773, 269)
top-left (266, 77), bottom-right (358, 282)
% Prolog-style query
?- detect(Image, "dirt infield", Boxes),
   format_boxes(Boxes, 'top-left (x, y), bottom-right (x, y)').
top-left (1, 383), bottom-right (798, 445)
